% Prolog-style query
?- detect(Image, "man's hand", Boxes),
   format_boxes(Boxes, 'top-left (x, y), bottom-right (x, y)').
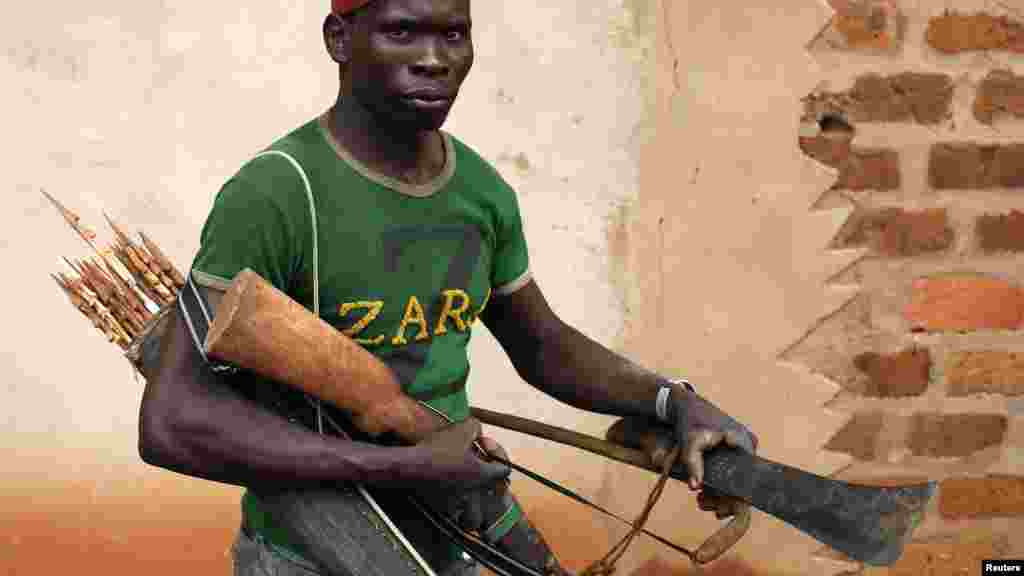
top-left (410, 418), bottom-right (511, 491)
top-left (667, 383), bottom-right (758, 490)
top-left (411, 419), bottom-right (511, 532)
top-left (696, 487), bottom-right (745, 519)
top-left (666, 383), bottom-right (757, 519)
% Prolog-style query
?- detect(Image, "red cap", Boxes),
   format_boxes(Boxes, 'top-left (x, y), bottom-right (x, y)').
top-left (332, 0), bottom-right (372, 13)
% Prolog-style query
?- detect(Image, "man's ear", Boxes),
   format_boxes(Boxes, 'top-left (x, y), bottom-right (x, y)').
top-left (323, 13), bottom-right (353, 64)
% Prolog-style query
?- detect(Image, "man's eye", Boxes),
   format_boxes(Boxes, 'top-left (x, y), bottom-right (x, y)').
top-left (387, 29), bottom-right (410, 39)
top-left (446, 30), bottom-right (463, 41)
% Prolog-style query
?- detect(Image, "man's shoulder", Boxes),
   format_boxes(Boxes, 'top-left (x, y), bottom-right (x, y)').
top-left (211, 118), bottom-right (327, 213)
top-left (257, 117), bottom-right (326, 169)
top-left (226, 118), bottom-right (325, 188)
top-left (447, 133), bottom-right (511, 189)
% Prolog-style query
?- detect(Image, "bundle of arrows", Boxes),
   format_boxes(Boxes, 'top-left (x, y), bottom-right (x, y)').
top-left (43, 190), bottom-right (185, 351)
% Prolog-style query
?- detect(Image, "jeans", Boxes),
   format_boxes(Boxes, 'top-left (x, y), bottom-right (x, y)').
top-left (232, 528), bottom-right (322, 576)
top-left (231, 523), bottom-right (480, 576)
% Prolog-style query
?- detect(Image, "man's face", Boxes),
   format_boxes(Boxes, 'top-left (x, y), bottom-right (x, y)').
top-left (344, 0), bottom-right (473, 131)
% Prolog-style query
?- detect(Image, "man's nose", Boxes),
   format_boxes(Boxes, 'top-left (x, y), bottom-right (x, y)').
top-left (410, 38), bottom-right (450, 78)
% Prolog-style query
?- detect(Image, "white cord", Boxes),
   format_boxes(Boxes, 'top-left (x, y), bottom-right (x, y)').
top-left (358, 484), bottom-right (439, 575)
top-left (270, 147), bottom-right (437, 576)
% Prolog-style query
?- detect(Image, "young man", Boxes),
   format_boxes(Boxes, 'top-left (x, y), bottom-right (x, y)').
top-left (138, 1), bottom-right (758, 575)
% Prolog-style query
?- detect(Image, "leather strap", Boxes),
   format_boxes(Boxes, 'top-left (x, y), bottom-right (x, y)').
top-left (490, 456), bottom-right (697, 560)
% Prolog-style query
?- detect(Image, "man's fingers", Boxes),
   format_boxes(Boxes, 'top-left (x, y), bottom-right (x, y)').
top-left (461, 417), bottom-right (483, 439)
top-left (697, 489), bottom-right (725, 509)
top-left (477, 436), bottom-right (509, 462)
top-left (477, 436), bottom-right (499, 453)
top-left (723, 428), bottom-right (759, 453)
top-left (686, 429), bottom-right (721, 490)
top-left (650, 434), bottom-right (674, 468)
top-left (475, 437), bottom-right (511, 485)
top-left (698, 489), bottom-right (741, 519)
top-left (723, 429), bottom-right (745, 450)
top-left (479, 459), bottom-right (511, 485)
top-left (723, 430), bottom-right (740, 446)
top-left (439, 417), bottom-right (482, 451)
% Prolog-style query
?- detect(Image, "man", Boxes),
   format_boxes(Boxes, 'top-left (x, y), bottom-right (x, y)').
top-left (138, 0), bottom-right (758, 575)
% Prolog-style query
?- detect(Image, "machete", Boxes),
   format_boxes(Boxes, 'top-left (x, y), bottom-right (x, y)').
top-left (471, 407), bottom-right (935, 567)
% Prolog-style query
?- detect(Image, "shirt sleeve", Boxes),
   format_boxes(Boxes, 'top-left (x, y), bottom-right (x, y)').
top-left (491, 178), bottom-right (531, 296)
top-left (190, 153), bottom-right (307, 295)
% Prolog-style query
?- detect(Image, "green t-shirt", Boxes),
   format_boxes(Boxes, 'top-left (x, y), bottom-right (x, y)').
top-left (191, 111), bottom-right (531, 565)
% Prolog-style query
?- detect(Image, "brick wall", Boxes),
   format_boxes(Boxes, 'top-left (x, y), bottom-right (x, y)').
top-left (789, 1), bottom-right (1024, 574)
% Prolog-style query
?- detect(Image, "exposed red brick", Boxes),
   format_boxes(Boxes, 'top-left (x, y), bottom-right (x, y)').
top-left (939, 475), bottom-right (1024, 518)
top-left (777, 293), bottom-right (877, 394)
top-left (908, 413), bottom-right (1007, 458)
top-left (833, 207), bottom-right (954, 257)
top-left (974, 69), bottom-right (1024, 124)
top-left (866, 536), bottom-right (1011, 576)
top-left (947, 351), bottom-right (1024, 397)
top-left (928, 143), bottom-right (1024, 189)
top-left (804, 73), bottom-right (953, 125)
top-left (839, 149), bottom-right (901, 191)
top-left (925, 11), bottom-right (1024, 54)
top-left (905, 273), bottom-right (1024, 332)
top-left (852, 347), bottom-right (931, 397)
top-left (824, 412), bottom-right (884, 460)
top-left (978, 210), bottom-right (1024, 253)
top-left (817, 0), bottom-right (906, 52)
top-left (800, 130), bottom-right (852, 164)
top-left (800, 134), bottom-right (900, 191)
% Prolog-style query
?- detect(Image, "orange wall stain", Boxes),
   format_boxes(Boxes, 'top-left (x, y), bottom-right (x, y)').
top-left (1, 472), bottom-right (240, 575)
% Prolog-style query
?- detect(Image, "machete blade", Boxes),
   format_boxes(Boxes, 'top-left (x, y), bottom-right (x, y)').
top-left (472, 408), bottom-right (937, 568)
top-left (698, 448), bottom-right (936, 567)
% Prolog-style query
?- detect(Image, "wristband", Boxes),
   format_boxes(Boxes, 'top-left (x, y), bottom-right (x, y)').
top-left (675, 378), bottom-right (695, 394)
top-left (655, 386), bottom-right (672, 423)
top-left (482, 497), bottom-right (522, 544)
top-left (656, 379), bottom-right (695, 424)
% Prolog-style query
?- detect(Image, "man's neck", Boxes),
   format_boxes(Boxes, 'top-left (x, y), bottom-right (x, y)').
top-left (327, 96), bottom-right (446, 186)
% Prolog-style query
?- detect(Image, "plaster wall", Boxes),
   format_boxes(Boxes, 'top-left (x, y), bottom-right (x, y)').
top-left (606, 2), bottom-right (856, 574)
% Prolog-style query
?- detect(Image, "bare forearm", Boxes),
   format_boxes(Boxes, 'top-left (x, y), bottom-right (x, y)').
top-left (138, 308), bottom-right (424, 492)
top-left (142, 381), bottom-right (419, 491)
top-left (141, 297), bottom-right (510, 498)
top-left (521, 320), bottom-right (672, 419)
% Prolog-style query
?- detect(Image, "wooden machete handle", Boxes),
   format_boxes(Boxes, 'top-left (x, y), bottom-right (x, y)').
top-left (605, 418), bottom-right (750, 565)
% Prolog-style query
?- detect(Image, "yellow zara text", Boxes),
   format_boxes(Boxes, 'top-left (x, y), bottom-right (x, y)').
top-left (337, 287), bottom-right (490, 347)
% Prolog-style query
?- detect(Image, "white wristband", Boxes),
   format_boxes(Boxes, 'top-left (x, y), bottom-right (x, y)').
top-left (655, 386), bottom-right (672, 423)
top-left (656, 379), bottom-right (695, 424)
top-left (675, 379), bottom-right (695, 394)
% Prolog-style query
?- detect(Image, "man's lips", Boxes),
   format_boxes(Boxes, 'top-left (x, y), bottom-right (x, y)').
top-left (401, 94), bottom-right (453, 110)
top-left (401, 88), bottom-right (454, 108)
top-left (403, 88), bottom-right (453, 99)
